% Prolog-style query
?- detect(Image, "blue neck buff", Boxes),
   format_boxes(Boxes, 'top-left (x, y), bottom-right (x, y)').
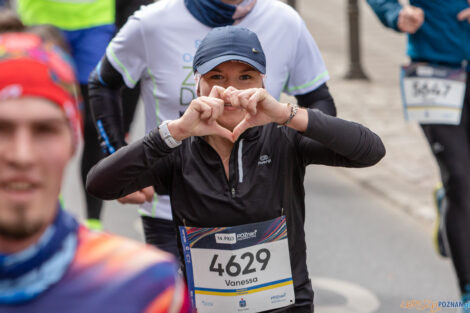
top-left (0, 207), bottom-right (79, 304)
top-left (184, 0), bottom-right (256, 27)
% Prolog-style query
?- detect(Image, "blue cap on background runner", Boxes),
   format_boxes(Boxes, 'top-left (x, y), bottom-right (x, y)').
top-left (193, 26), bottom-right (266, 75)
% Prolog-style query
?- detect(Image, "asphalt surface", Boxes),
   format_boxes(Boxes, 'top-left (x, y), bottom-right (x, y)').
top-left (305, 166), bottom-right (460, 313)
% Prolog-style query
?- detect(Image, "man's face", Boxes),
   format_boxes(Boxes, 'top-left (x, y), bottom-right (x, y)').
top-left (199, 61), bottom-right (263, 130)
top-left (0, 97), bottom-right (73, 242)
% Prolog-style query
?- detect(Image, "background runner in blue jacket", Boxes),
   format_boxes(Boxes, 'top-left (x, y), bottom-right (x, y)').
top-left (367, 0), bottom-right (470, 304)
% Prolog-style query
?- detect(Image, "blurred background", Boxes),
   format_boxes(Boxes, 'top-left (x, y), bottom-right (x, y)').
top-left (2, 0), bottom-right (461, 312)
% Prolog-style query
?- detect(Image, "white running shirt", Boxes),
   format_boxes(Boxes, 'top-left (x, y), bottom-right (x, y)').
top-left (107, 0), bottom-right (329, 219)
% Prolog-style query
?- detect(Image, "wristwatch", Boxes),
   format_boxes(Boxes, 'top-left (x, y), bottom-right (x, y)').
top-left (158, 120), bottom-right (182, 148)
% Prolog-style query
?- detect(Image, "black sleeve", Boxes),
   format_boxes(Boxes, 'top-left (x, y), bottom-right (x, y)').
top-left (296, 109), bottom-right (386, 167)
top-left (295, 83), bottom-right (337, 117)
top-left (88, 55), bottom-right (128, 155)
top-left (86, 128), bottom-right (176, 200)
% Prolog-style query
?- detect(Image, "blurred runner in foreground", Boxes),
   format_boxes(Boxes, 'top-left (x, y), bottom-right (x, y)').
top-left (0, 32), bottom-right (190, 313)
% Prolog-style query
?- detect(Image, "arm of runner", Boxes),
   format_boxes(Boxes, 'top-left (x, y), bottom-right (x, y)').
top-left (86, 87), bottom-right (231, 200)
top-left (396, 5), bottom-right (424, 34)
top-left (296, 109), bottom-right (386, 167)
top-left (89, 10), bottom-right (149, 156)
top-left (86, 130), bottom-right (174, 200)
top-left (366, 0), bottom-right (404, 31)
top-left (88, 55), bottom-right (128, 155)
top-left (118, 185), bottom-right (154, 204)
top-left (224, 86), bottom-right (385, 166)
top-left (295, 83), bottom-right (337, 117)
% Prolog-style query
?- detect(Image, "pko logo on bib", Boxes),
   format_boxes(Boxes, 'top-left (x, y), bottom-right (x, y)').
top-left (215, 233), bottom-right (236, 244)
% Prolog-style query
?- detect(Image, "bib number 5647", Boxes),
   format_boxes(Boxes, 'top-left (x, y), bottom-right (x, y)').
top-left (209, 248), bottom-right (271, 277)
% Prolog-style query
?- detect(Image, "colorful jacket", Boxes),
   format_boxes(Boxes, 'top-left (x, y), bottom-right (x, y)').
top-left (0, 210), bottom-right (191, 313)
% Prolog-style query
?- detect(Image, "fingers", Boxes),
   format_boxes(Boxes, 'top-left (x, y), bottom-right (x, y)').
top-left (398, 5), bottom-right (424, 33)
top-left (213, 123), bottom-right (235, 142)
top-left (232, 118), bottom-right (252, 142)
top-left (238, 89), bottom-right (259, 115)
top-left (198, 100), bottom-right (213, 120)
top-left (196, 97), bottom-right (224, 122)
top-left (225, 88), bottom-right (260, 115)
top-left (205, 97), bottom-right (225, 122)
top-left (142, 186), bottom-right (155, 202)
top-left (458, 7), bottom-right (470, 22)
top-left (209, 85), bottom-right (226, 100)
top-left (247, 89), bottom-right (265, 112)
top-left (412, 7), bottom-right (424, 23)
top-left (118, 191), bottom-right (148, 204)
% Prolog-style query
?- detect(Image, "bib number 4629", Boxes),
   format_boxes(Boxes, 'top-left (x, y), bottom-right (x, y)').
top-left (209, 248), bottom-right (271, 277)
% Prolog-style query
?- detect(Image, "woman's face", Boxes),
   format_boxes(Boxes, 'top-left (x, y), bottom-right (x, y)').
top-left (199, 61), bottom-right (263, 131)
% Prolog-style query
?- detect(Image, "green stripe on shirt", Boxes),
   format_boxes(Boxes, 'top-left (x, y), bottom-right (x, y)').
top-left (147, 68), bottom-right (161, 126)
top-left (108, 47), bottom-right (138, 86)
top-left (287, 71), bottom-right (329, 93)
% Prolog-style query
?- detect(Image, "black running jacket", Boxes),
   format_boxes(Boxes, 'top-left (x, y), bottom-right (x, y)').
top-left (86, 109), bottom-right (386, 310)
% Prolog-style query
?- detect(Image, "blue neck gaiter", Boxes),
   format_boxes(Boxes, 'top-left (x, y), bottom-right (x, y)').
top-left (0, 207), bottom-right (79, 304)
top-left (184, 0), bottom-right (256, 27)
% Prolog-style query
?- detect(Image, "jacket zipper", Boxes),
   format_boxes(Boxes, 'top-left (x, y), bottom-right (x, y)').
top-left (201, 138), bottom-right (241, 198)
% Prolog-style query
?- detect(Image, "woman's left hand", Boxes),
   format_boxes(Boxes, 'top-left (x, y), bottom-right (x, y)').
top-left (224, 87), bottom-right (290, 141)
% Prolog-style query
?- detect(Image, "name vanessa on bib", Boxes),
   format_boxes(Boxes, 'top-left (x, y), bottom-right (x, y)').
top-left (179, 216), bottom-right (295, 313)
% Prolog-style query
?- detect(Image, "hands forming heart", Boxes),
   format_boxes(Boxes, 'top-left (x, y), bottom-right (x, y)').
top-left (168, 85), bottom-right (290, 143)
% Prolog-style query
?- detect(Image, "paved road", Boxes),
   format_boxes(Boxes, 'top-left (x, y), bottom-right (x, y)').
top-left (305, 166), bottom-right (460, 313)
top-left (62, 102), bottom-right (460, 312)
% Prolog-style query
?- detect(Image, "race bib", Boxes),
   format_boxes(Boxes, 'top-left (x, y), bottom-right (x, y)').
top-left (179, 216), bottom-right (294, 313)
top-left (400, 63), bottom-right (467, 125)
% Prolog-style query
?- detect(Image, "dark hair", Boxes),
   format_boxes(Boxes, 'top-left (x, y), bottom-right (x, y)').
top-left (27, 24), bottom-right (70, 53)
top-left (0, 9), bottom-right (25, 33)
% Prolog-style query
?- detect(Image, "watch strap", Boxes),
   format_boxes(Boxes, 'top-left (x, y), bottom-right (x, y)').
top-left (158, 120), bottom-right (182, 148)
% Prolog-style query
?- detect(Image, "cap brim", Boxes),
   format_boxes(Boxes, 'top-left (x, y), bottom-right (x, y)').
top-left (195, 55), bottom-right (266, 75)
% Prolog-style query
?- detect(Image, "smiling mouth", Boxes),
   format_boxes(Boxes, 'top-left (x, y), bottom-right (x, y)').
top-left (0, 181), bottom-right (39, 192)
top-left (224, 103), bottom-right (232, 107)
top-left (4, 182), bottom-right (35, 190)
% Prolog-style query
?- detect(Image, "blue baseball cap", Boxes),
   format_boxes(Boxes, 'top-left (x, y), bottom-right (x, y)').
top-left (193, 26), bottom-right (266, 75)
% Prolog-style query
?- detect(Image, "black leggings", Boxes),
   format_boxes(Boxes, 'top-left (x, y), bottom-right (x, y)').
top-left (420, 74), bottom-right (470, 294)
top-left (141, 216), bottom-right (180, 258)
top-left (80, 82), bottom-right (141, 220)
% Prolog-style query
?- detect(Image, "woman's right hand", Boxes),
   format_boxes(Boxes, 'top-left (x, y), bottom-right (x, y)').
top-left (168, 86), bottom-right (233, 142)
